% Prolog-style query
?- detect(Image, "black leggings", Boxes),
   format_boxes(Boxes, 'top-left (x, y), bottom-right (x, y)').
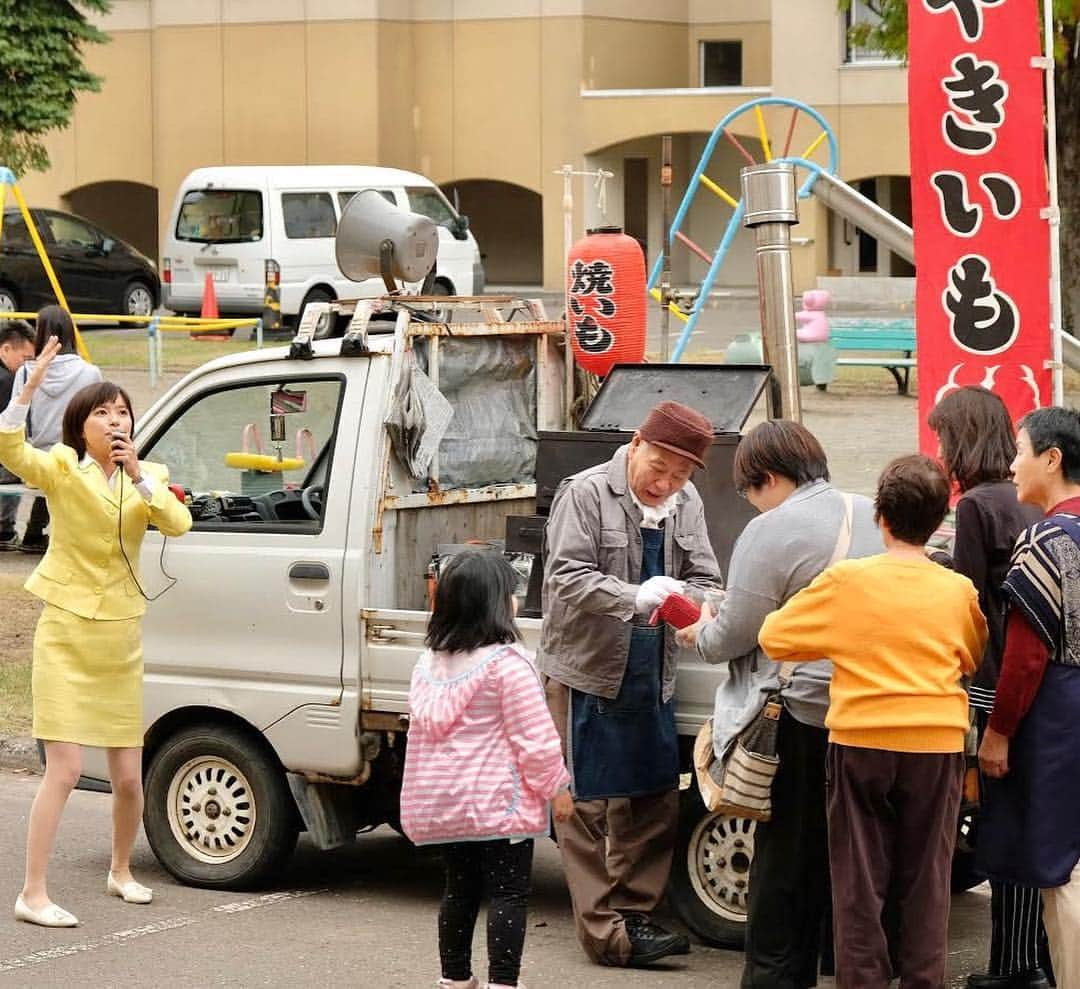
top-left (439, 838), bottom-right (534, 986)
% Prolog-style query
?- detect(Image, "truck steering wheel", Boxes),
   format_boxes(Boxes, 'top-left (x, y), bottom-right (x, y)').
top-left (301, 485), bottom-right (324, 520)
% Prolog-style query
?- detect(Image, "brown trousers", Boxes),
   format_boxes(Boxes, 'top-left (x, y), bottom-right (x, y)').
top-left (545, 677), bottom-right (680, 966)
top-left (827, 744), bottom-right (963, 989)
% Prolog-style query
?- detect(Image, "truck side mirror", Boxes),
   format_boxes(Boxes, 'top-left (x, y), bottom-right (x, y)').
top-left (450, 215), bottom-right (470, 241)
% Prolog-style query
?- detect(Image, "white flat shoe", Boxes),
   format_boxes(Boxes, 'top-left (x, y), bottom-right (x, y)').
top-left (106, 872), bottom-right (152, 904)
top-left (14, 895), bottom-right (79, 927)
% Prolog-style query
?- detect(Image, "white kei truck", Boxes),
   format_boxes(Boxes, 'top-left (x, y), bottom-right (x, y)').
top-left (74, 298), bottom-right (975, 950)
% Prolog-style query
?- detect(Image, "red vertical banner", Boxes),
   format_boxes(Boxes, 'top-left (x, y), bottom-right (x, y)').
top-left (909, 0), bottom-right (1051, 453)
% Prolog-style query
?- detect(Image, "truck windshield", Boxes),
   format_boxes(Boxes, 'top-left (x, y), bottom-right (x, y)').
top-left (176, 189), bottom-right (263, 243)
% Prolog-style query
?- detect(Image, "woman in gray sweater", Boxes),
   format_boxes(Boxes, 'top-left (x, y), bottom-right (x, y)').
top-left (677, 420), bottom-right (881, 989)
top-left (10, 306), bottom-right (101, 552)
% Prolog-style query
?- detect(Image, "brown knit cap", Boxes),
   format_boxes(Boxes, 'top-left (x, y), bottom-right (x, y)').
top-left (638, 400), bottom-right (713, 469)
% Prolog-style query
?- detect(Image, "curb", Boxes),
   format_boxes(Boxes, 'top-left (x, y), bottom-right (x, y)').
top-left (0, 734), bottom-right (41, 773)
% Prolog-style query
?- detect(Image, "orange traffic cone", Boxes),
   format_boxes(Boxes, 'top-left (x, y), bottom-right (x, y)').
top-left (192, 272), bottom-right (229, 340)
top-left (201, 272), bottom-right (219, 319)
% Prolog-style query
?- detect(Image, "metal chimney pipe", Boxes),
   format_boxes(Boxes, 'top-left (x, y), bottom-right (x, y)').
top-left (741, 162), bottom-right (802, 422)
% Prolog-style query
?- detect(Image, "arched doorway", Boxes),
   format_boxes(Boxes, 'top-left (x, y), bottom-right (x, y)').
top-left (441, 180), bottom-right (542, 286)
top-left (63, 181), bottom-right (159, 263)
top-left (827, 175), bottom-right (914, 278)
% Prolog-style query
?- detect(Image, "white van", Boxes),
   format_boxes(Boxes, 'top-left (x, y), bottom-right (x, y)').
top-left (161, 165), bottom-right (484, 322)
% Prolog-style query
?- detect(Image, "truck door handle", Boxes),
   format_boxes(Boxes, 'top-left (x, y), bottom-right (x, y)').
top-left (289, 562), bottom-right (330, 581)
top-left (368, 624), bottom-right (427, 643)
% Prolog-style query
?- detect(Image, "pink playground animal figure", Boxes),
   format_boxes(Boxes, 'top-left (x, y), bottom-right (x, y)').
top-left (795, 289), bottom-right (832, 343)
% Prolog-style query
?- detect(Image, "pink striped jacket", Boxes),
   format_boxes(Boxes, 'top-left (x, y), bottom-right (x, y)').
top-left (400, 643), bottom-right (571, 846)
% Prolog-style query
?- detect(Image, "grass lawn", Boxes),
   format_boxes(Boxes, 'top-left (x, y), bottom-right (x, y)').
top-left (0, 576), bottom-right (36, 736)
top-left (0, 658), bottom-right (31, 736)
top-left (83, 328), bottom-right (265, 372)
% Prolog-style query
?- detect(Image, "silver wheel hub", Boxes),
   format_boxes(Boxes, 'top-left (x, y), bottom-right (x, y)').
top-left (687, 812), bottom-right (756, 924)
top-left (127, 286), bottom-right (153, 316)
top-left (166, 756), bottom-right (256, 864)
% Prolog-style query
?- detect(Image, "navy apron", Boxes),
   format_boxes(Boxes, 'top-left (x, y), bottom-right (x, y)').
top-left (977, 514), bottom-right (1080, 888)
top-left (569, 525), bottom-right (680, 801)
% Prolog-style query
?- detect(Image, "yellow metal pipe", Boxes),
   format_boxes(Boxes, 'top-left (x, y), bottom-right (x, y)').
top-left (0, 311), bottom-right (260, 332)
top-left (754, 104), bottom-right (773, 162)
top-left (697, 174), bottom-right (739, 209)
top-left (649, 287), bottom-right (689, 323)
top-left (801, 129), bottom-right (828, 160)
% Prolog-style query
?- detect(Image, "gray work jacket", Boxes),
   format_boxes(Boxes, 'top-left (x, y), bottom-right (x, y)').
top-left (536, 444), bottom-right (722, 701)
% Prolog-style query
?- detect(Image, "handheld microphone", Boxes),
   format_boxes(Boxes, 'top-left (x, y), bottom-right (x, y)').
top-left (111, 430), bottom-right (129, 465)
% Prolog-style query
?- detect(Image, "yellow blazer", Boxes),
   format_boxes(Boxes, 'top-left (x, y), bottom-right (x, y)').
top-left (0, 425), bottom-right (192, 620)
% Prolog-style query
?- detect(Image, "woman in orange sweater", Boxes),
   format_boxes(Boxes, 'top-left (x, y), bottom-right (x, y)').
top-left (759, 454), bottom-right (987, 989)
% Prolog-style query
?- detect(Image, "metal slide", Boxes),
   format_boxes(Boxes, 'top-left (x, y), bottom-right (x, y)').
top-left (811, 167), bottom-right (1080, 372)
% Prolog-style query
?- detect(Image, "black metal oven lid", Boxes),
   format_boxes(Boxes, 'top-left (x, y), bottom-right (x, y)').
top-left (579, 363), bottom-right (771, 434)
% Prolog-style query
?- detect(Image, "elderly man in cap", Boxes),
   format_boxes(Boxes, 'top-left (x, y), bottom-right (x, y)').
top-left (538, 400), bottom-right (722, 967)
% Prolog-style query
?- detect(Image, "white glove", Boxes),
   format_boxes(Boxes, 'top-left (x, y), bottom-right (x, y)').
top-left (634, 575), bottom-right (684, 615)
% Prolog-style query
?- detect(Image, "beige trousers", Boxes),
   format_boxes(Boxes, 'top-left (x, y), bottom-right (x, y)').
top-left (545, 677), bottom-right (680, 966)
top-left (1043, 860), bottom-right (1080, 989)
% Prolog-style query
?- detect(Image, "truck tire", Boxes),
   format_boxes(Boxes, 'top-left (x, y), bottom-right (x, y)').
top-left (666, 786), bottom-right (752, 949)
top-left (143, 723), bottom-right (299, 890)
top-left (300, 287), bottom-right (337, 339)
top-left (430, 279), bottom-right (453, 322)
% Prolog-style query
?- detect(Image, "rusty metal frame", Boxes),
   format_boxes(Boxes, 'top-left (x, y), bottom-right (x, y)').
top-left (369, 298), bottom-right (563, 550)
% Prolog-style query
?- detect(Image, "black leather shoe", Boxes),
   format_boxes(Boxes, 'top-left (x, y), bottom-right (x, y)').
top-left (622, 914), bottom-right (690, 966)
top-left (966, 971), bottom-right (1050, 989)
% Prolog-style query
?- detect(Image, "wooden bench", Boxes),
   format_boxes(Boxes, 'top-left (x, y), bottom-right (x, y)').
top-left (829, 317), bottom-right (916, 394)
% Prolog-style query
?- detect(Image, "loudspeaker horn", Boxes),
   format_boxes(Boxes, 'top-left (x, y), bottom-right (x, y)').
top-left (335, 190), bottom-right (439, 289)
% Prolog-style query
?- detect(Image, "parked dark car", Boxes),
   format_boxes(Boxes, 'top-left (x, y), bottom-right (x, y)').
top-left (0, 208), bottom-right (160, 318)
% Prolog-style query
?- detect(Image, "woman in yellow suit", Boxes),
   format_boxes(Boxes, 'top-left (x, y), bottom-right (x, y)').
top-left (0, 336), bottom-right (192, 928)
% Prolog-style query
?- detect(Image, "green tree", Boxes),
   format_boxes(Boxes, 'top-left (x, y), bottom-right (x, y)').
top-left (0, 0), bottom-right (111, 178)
top-left (839, 0), bottom-right (1080, 333)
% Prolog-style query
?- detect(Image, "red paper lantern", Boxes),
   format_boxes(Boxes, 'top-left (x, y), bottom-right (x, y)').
top-left (567, 226), bottom-right (647, 376)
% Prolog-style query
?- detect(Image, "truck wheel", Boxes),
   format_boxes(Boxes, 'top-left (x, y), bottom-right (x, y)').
top-left (143, 723), bottom-right (299, 890)
top-left (666, 786), bottom-right (751, 949)
top-left (430, 279), bottom-right (452, 322)
top-left (300, 287), bottom-right (337, 339)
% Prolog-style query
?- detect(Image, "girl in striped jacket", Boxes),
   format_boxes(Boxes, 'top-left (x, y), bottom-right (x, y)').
top-left (401, 550), bottom-right (573, 989)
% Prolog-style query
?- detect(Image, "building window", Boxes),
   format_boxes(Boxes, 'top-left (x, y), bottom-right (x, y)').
top-left (844, 1), bottom-right (897, 63)
top-left (700, 40), bottom-right (742, 87)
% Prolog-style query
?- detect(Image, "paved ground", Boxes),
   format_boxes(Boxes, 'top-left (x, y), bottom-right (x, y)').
top-left (0, 770), bottom-right (992, 988)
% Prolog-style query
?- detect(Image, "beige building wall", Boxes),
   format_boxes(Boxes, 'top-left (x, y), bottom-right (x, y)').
top-left (376, 21), bottom-right (418, 169)
top-left (16, 0), bottom-right (912, 294)
top-left (582, 20), bottom-right (689, 91)
top-left (412, 19), bottom-right (456, 182)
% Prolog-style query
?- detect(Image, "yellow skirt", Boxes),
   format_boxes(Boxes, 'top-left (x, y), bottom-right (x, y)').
top-left (32, 604), bottom-right (143, 748)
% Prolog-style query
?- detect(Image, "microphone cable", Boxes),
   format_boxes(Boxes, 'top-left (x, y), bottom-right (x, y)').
top-left (115, 464), bottom-right (179, 603)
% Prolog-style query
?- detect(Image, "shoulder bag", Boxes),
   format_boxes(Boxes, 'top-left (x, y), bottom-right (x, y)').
top-left (694, 491), bottom-right (854, 819)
